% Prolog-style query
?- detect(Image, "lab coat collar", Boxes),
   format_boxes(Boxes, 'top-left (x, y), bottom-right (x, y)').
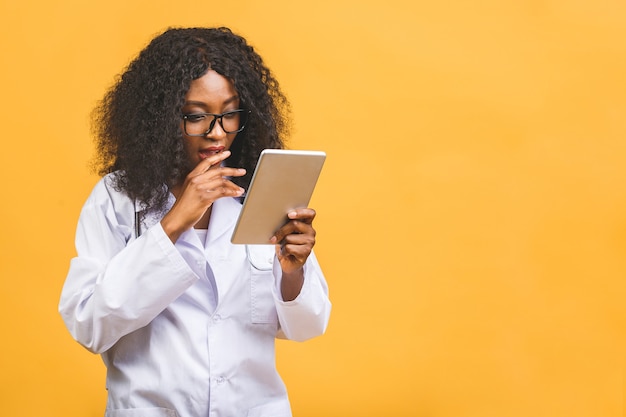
top-left (207, 197), bottom-right (243, 245)
top-left (131, 191), bottom-right (179, 240)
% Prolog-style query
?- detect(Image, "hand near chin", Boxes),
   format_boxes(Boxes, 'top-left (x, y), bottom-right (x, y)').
top-left (161, 150), bottom-right (246, 242)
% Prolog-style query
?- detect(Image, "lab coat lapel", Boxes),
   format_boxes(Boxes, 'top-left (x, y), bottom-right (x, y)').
top-left (206, 197), bottom-right (242, 246)
top-left (205, 197), bottom-right (244, 304)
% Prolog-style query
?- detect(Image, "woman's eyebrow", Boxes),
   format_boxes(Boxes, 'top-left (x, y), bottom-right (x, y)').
top-left (184, 95), bottom-right (240, 107)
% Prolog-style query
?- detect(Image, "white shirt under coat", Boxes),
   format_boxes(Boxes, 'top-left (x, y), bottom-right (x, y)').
top-left (59, 173), bottom-right (331, 417)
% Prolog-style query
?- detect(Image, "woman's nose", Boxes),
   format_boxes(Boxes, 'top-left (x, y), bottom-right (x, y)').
top-left (205, 119), bottom-right (227, 140)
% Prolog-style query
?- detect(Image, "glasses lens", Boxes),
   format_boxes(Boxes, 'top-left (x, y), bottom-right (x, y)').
top-left (221, 110), bottom-right (244, 133)
top-left (184, 114), bottom-right (215, 136)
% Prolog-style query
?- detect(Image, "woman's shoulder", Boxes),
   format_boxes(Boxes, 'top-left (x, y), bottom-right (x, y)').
top-left (76, 172), bottom-right (139, 235)
top-left (85, 171), bottom-right (133, 209)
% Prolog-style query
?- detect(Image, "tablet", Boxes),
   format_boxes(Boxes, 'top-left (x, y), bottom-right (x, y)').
top-left (231, 149), bottom-right (326, 244)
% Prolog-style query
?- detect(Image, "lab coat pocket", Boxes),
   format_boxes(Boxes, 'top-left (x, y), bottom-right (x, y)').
top-left (105, 408), bottom-right (179, 417)
top-left (247, 246), bottom-right (278, 324)
top-left (247, 399), bottom-right (292, 417)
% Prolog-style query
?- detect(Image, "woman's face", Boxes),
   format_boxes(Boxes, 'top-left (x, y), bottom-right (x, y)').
top-left (180, 69), bottom-right (241, 168)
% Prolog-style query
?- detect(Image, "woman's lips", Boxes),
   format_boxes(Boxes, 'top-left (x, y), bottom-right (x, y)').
top-left (199, 146), bottom-right (225, 159)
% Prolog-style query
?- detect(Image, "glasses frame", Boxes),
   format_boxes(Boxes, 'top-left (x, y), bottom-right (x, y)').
top-left (182, 109), bottom-right (251, 136)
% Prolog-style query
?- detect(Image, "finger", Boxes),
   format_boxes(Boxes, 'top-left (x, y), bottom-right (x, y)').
top-left (187, 168), bottom-right (244, 191)
top-left (196, 167), bottom-right (247, 183)
top-left (271, 221), bottom-right (297, 244)
top-left (271, 221), bottom-right (316, 245)
top-left (277, 242), bottom-right (312, 266)
top-left (190, 150), bottom-right (232, 176)
top-left (282, 242), bottom-right (312, 257)
top-left (286, 208), bottom-right (316, 224)
top-left (197, 177), bottom-right (246, 197)
top-left (187, 168), bottom-right (246, 196)
top-left (214, 166), bottom-right (247, 178)
top-left (282, 225), bottom-right (315, 243)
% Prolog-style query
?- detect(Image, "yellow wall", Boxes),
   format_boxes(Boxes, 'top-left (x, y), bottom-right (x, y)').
top-left (1, 1), bottom-right (625, 416)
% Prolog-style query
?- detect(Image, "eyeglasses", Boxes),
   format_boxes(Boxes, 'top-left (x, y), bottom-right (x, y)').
top-left (182, 109), bottom-right (250, 136)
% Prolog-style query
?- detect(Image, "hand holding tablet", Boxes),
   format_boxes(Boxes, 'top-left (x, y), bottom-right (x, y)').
top-left (231, 149), bottom-right (326, 244)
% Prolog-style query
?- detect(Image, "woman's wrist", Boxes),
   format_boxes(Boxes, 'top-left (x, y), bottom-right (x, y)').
top-left (280, 268), bottom-right (305, 301)
top-left (160, 213), bottom-right (186, 243)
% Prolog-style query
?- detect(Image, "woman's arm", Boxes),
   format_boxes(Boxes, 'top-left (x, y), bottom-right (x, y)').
top-left (58, 178), bottom-right (199, 354)
top-left (271, 208), bottom-right (331, 341)
top-left (273, 250), bottom-right (331, 342)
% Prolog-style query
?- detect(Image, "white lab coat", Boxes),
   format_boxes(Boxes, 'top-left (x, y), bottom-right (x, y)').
top-left (59, 173), bottom-right (331, 417)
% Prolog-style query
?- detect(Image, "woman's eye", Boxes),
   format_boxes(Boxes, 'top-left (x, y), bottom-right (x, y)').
top-left (223, 112), bottom-right (238, 120)
top-left (185, 114), bottom-right (206, 122)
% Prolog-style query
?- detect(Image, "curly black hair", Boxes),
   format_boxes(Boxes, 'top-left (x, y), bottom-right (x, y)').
top-left (91, 27), bottom-right (290, 212)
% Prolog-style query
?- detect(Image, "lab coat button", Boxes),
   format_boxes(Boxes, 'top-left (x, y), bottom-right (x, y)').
top-left (216, 376), bottom-right (225, 384)
top-left (213, 314), bottom-right (221, 322)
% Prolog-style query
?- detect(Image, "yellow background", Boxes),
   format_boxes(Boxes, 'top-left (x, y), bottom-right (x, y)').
top-left (1, 0), bottom-right (625, 416)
